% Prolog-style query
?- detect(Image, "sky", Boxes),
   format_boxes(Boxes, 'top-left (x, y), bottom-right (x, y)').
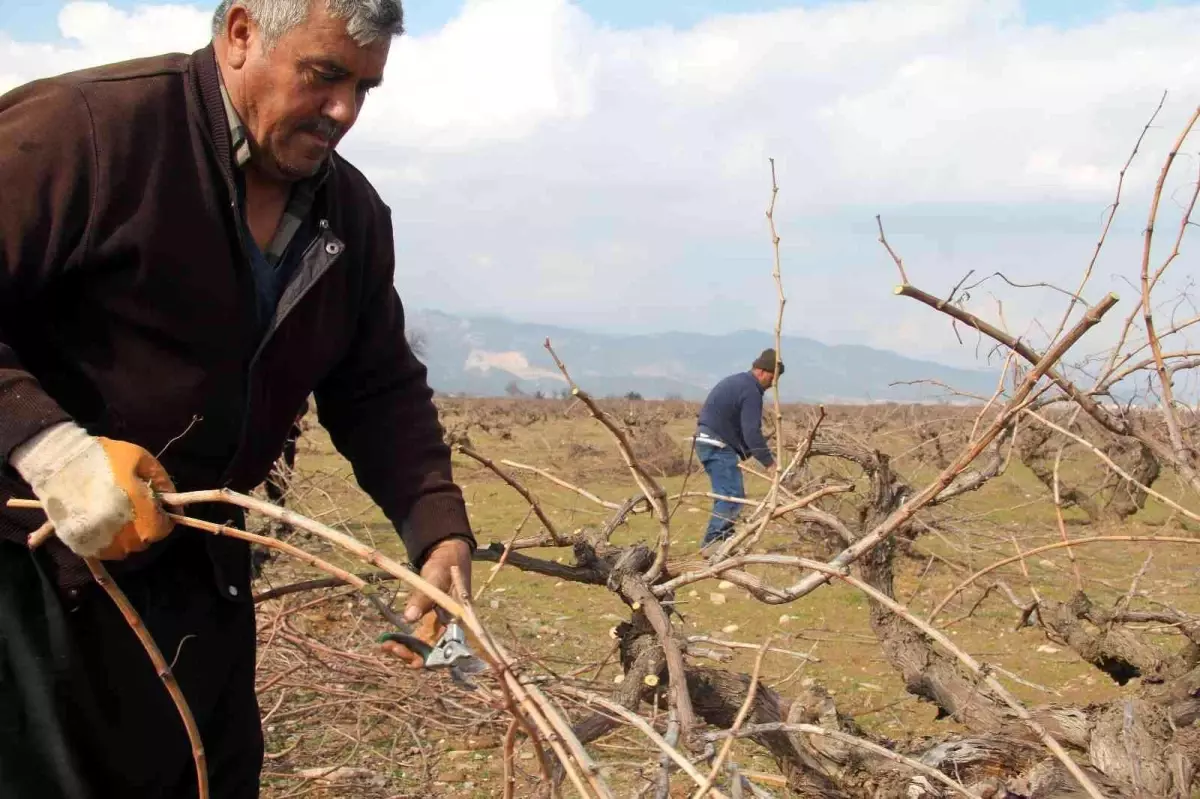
top-left (1, 0), bottom-right (1199, 376)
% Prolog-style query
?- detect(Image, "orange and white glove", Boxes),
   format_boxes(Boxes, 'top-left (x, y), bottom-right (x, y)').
top-left (10, 421), bottom-right (176, 560)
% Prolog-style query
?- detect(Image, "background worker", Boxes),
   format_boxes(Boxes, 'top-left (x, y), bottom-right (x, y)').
top-left (0, 1), bottom-right (474, 796)
top-left (693, 348), bottom-right (784, 548)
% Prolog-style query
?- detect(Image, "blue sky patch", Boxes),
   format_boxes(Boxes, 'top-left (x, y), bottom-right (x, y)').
top-left (2, 0), bottom-right (1195, 42)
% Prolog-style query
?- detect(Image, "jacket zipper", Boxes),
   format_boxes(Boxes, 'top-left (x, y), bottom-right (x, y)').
top-left (218, 216), bottom-right (343, 487)
top-left (252, 218), bottom-right (340, 362)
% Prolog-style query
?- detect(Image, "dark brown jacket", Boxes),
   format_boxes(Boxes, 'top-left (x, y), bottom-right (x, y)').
top-left (0, 44), bottom-right (473, 597)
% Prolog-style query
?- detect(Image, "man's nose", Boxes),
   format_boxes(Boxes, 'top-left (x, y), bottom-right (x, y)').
top-left (324, 93), bottom-right (358, 131)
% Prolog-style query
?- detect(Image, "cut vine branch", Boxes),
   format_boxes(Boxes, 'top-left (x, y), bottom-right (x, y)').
top-left (12, 491), bottom-right (608, 798)
top-left (457, 444), bottom-right (565, 545)
top-left (759, 291), bottom-right (1118, 604)
top-left (543, 338), bottom-right (673, 582)
top-left (87, 556), bottom-right (210, 798)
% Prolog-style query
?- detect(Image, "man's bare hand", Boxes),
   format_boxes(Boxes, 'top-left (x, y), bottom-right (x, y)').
top-left (404, 537), bottom-right (473, 621)
top-left (379, 537), bottom-right (473, 669)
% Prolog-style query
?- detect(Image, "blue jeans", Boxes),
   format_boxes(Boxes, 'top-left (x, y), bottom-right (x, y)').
top-left (696, 442), bottom-right (744, 546)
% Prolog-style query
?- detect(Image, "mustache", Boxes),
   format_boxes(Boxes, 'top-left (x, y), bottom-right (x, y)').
top-left (296, 118), bottom-right (342, 141)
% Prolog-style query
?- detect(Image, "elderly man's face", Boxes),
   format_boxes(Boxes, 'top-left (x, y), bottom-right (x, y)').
top-left (222, 2), bottom-right (389, 181)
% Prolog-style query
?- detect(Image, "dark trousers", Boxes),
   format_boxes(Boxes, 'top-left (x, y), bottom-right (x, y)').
top-left (696, 442), bottom-right (745, 546)
top-left (0, 533), bottom-right (263, 798)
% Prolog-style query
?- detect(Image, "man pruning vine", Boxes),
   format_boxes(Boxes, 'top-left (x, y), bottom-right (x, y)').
top-left (0, 1), bottom-right (474, 796)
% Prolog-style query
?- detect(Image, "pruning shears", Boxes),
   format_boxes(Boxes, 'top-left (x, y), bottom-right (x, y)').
top-left (372, 601), bottom-right (488, 688)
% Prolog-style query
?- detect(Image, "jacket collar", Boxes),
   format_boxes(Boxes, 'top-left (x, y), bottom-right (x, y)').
top-left (191, 42), bottom-right (233, 182)
top-left (216, 70), bottom-right (253, 170)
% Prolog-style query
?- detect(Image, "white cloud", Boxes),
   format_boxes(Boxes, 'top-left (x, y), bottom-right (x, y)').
top-left (358, 0), bottom-right (597, 149)
top-left (0, 3), bottom-right (210, 87)
top-left (2, 0), bottom-right (1198, 370)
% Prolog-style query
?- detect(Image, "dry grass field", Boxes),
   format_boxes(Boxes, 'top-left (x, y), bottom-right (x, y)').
top-left (246, 394), bottom-right (1200, 798)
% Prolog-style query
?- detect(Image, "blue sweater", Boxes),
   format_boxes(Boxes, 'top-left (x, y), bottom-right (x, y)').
top-left (696, 371), bottom-right (774, 467)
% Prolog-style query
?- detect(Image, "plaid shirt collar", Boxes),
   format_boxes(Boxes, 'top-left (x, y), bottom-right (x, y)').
top-left (217, 73), bottom-right (331, 266)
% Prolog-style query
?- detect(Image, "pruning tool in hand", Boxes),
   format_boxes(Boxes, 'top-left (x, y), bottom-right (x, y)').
top-left (372, 599), bottom-right (488, 688)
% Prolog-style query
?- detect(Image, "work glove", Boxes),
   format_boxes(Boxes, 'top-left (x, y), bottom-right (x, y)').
top-left (10, 421), bottom-right (176, 559)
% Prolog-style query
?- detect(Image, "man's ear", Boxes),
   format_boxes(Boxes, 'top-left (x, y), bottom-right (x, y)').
top-left (222, 5), bottom-right (255, 69)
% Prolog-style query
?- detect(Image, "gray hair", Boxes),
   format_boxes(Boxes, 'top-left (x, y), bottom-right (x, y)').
top-left (211, 0), bottom-right (404, 46)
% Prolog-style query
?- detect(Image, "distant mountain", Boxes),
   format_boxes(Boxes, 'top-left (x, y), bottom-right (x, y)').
top-left (406, 309), bottom-right (1001, 403)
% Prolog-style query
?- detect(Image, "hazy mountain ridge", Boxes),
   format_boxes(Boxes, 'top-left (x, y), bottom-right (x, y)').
top-left (407, 309), bottom-right (1002, 403)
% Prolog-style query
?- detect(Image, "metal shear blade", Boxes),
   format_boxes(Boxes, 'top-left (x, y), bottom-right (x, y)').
top-left (376, 620), bottom-right (488, 684)
top-left (424, 622), bottom-right (488, 674)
